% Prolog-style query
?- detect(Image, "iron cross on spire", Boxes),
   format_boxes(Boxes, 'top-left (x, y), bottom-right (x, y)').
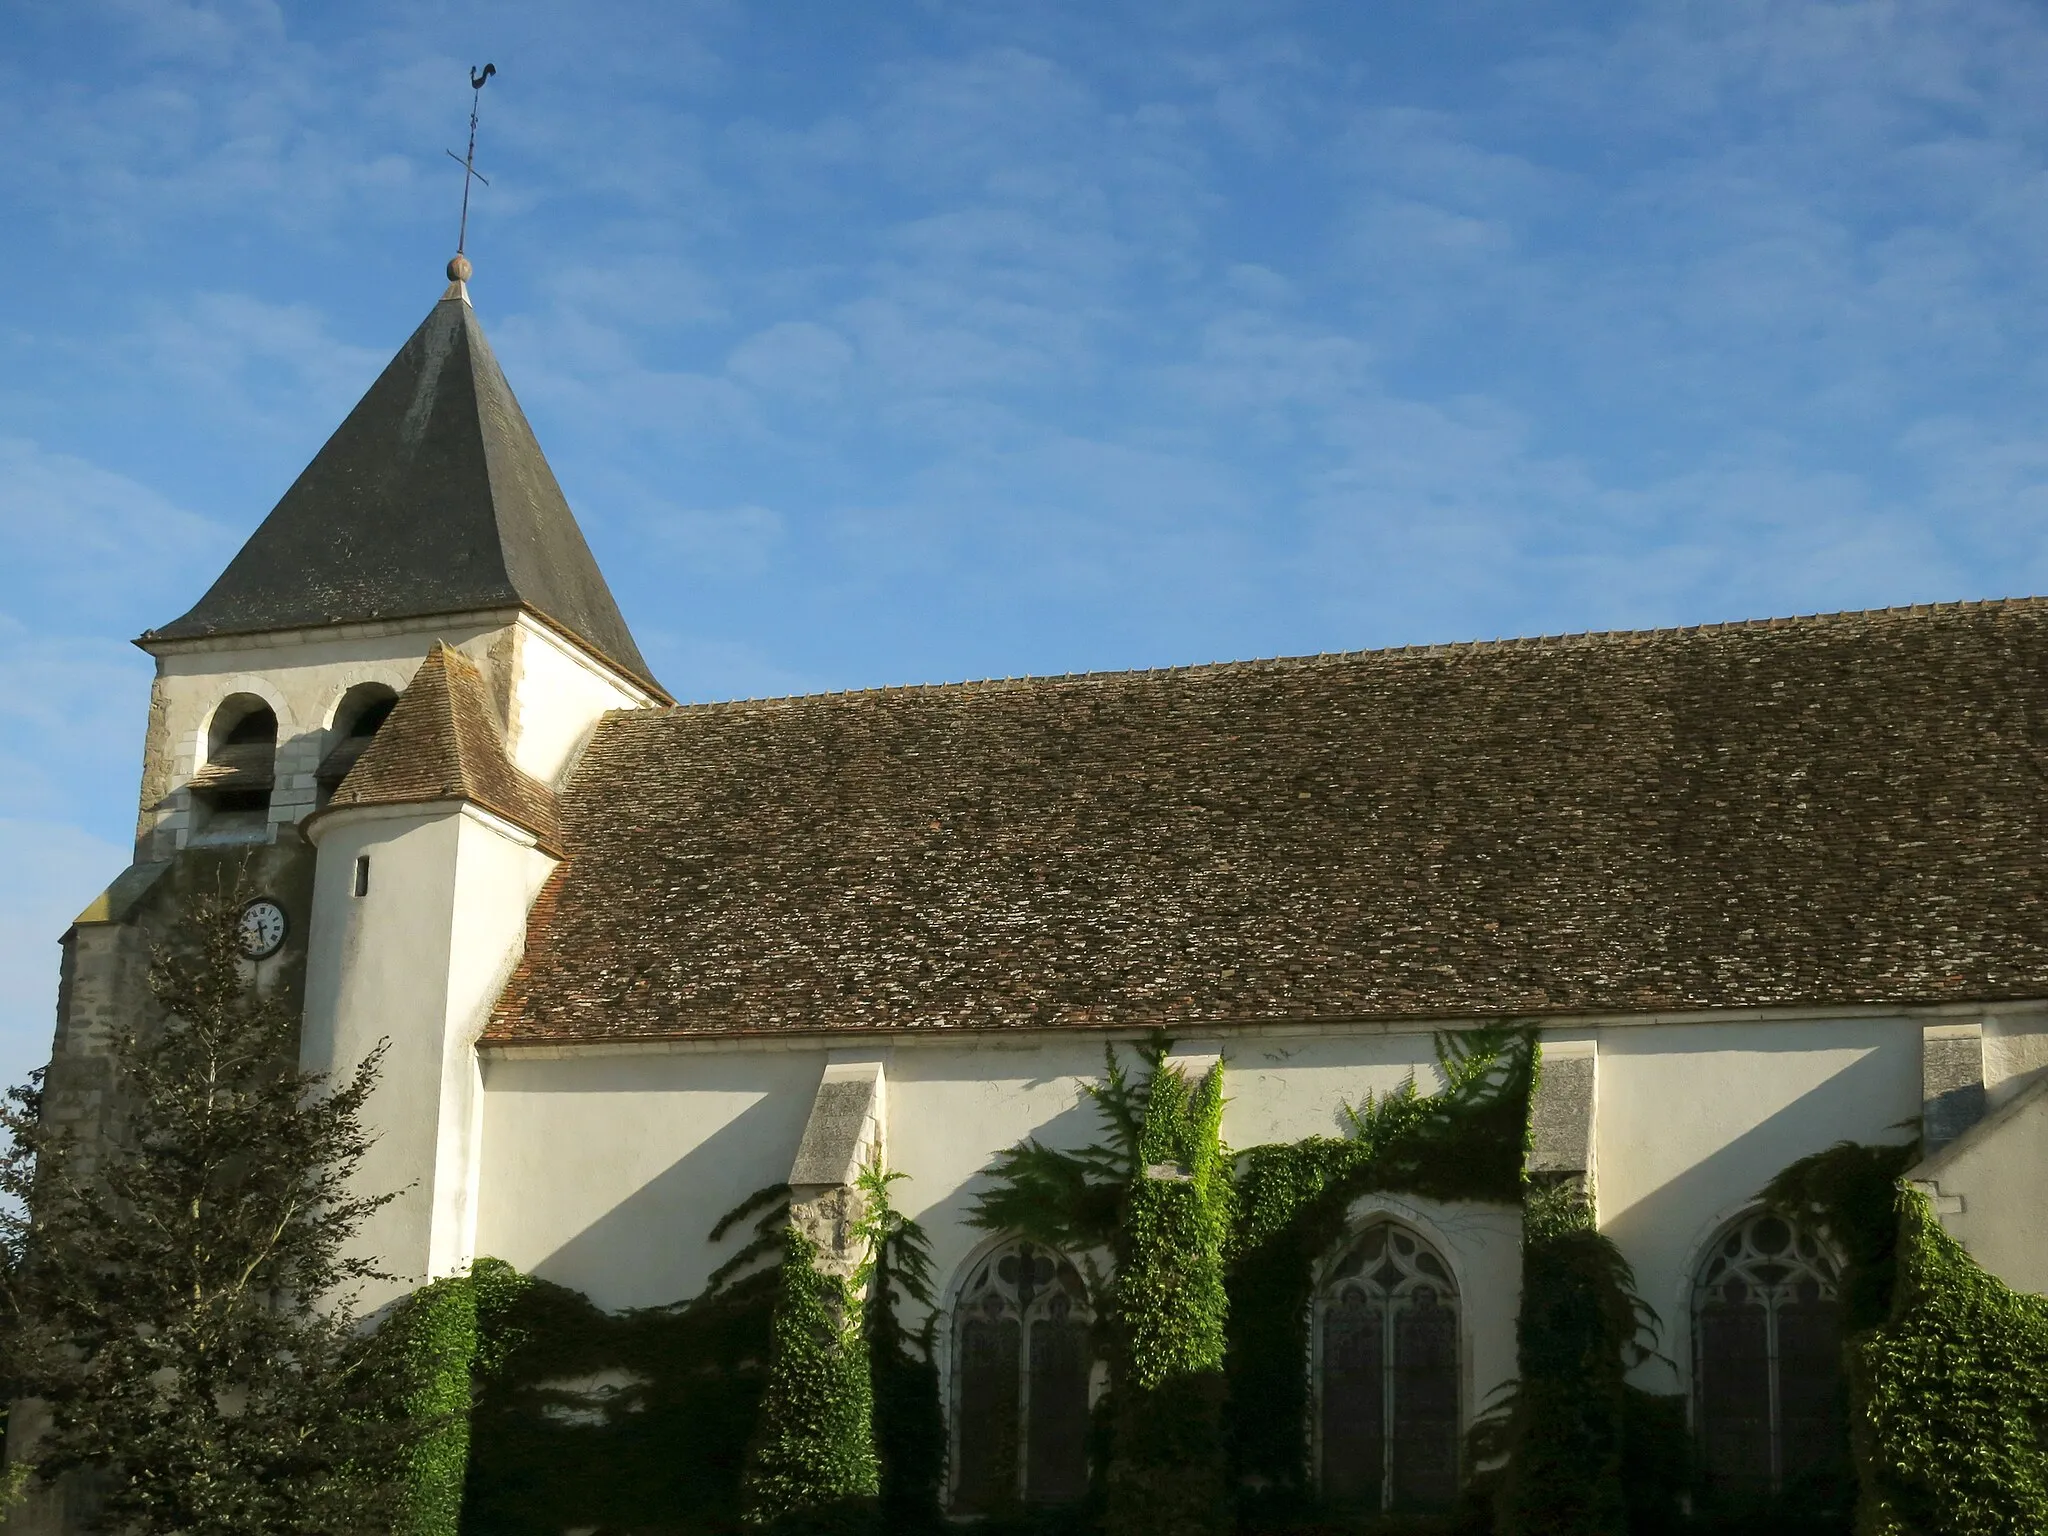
top-left (446, 63), bottom-right (496, 273)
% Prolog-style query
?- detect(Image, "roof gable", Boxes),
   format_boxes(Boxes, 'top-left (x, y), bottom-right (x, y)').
top-left (489, 599), bottom-right (2048, 1045)
top-left (327, 641), bottom-right (561, 851)
top-left (146, 294), bottom-right (663, 698)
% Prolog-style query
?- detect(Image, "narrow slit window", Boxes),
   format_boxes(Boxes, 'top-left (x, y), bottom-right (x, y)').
top-left (353, 856), bottom-right (371, 898)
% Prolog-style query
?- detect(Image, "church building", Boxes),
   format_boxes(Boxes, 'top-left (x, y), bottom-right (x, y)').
top-left (22, 262), bottom-right (2048, 1527)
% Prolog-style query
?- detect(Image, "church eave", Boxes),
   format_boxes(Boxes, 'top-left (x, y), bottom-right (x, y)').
top-left (134, 600), bottom-right (671, 705)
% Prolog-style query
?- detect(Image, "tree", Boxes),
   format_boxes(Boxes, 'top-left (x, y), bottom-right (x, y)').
top-left (0, 893), bottom-right (407, 1535)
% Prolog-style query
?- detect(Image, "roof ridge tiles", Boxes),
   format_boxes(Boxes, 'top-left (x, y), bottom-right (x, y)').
top-left (645, 596), bottom-right (2045, 715)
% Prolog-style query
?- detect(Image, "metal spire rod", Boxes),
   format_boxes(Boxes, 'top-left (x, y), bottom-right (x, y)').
top-left (448, 63), bottom-right (496, 257)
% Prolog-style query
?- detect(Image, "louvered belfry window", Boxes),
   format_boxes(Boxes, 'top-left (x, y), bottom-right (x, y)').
top-left (1317, 1220), bottom-right (1462, 1512)
top-left (1693, 1209), bottom-right (1848, 1503)
top-left (952, 1241), bottom-right (1095, 1512)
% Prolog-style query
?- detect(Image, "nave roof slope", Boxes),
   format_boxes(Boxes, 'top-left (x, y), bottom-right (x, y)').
top-left (488, 598), bottom-right (2048, 1045)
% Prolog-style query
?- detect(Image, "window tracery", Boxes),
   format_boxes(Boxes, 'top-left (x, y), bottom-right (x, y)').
top-left (1316, 1219), bottom-right (1461, 1512)
top-left (951, 1239), bottom-right (1095, 1512)
top-left (1692, 1208), bottom-right (1848, 1503)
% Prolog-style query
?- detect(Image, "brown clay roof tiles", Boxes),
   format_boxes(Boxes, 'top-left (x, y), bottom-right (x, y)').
top-left (327, 641), bottom-right (561, 853)
top-left (485, 598), bottom-right (2048, 1044)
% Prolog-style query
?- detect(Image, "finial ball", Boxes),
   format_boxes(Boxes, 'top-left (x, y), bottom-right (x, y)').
top-left (447, 254), bottom-right (473, 283)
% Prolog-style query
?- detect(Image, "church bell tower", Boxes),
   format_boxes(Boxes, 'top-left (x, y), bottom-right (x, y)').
top-left (46, 258), bottom-right (664, 1313)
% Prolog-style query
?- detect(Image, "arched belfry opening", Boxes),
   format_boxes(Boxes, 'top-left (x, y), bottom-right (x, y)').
top-left (317, 683), bottom-right (400, 805)
top-left (188, 694), bottom-right (277, 839)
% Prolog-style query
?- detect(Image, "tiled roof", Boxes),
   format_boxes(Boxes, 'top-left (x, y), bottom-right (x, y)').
top-left (144, 292), bottom-right (665, 701)
top-left (326, 641), bottom-right (561, 853)
top-left (486, 599), bottom-right (2048, 1044)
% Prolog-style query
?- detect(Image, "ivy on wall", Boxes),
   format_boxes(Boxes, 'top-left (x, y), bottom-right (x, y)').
top-left (854, 1165), bottom-right (948, 1534)
top-left (373, 1164), bottom-right (943, 1536)
top-left (456, 1256), bottom-right (782, 1534)
top-left (969, 1029), bottom-right (1573, 1535)
top-left (1763, 1142), bottom-right (2048, 1536)
top-left (362, 1049), bottom-right (2048, 1536)
top-left (381, 1273), bottom-right (480, 1536)
top-left (1225, 1029), bottom-right (1534, 1510)
top-left (1854, 1188), bottom-right (2048, 1535)
top-left (1762, 1141), bottom-right (1917, 1337)
top-left (738, 1225), bottom-right (879, 1531)
top-left (1107, 1053), bottom-right (1233, 1536)
top-left (1479, 1182), bottom-right (1670, 1536)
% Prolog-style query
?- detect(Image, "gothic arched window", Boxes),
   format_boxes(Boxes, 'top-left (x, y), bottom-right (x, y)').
top-left (1316, 1220), bottom-right (1461, 1513)
top-left (1692, 1209), bottom-right (1849, 1506)
top-left (950, 1240), bottom-right (1095, 1513)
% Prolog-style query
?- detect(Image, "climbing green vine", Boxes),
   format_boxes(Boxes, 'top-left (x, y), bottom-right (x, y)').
top-left (1854, 1188), bottom-right (2048, 1535)
top-left (1108, 1052), bottom-right (1232, 1536)
top-left (855, 1163), bottom-right (947, 1533)
top-left (1479, 1181), bottom-right (1668, 1536)
top-left (1224, 1029), bottom-right (1534, 1512)
top-left (972, 1029), bottom-right (1557, 1534)
top-left (358, 1046), bottom-right (2048, 1536)
top-left (1765, 1141), bottom-right (2048, 1536)
top-left (739, 1223), bottom-right (878, 1531)
top-left (381, 1273), bottom-right (480, 1536)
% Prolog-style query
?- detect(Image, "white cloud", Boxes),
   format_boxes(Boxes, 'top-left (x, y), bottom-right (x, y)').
top-left (726, 321), bottom-right (854, 399)
top-left (0, 438), bottom-right (230, 628)
top-left (643, 504), bottom-right (787, 578)
top-left (547, 256), bottom-right (728, 330)
top-left (136, 293), bottom-right (387, 437)
top-left (0, 633), bottom-right (157, 822)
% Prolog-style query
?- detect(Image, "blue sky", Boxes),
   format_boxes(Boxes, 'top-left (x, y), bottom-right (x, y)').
top-left (3, 0), bottom-right (2047, 1091)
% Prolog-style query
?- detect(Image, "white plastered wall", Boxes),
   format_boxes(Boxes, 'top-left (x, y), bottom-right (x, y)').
top-left (1593, 1015), bottom-right (1923, 1395)
top-left (1982, 1003), bottom-right (2048, 1110)
top-left (477, 1049), bottom-right (830, 1309)
top-left (473, 1011), bottom-right (1986, 1428)
top-left (503, 615), bottom-right (655, 785)
top-left (302, 800), bottom-right (556, 1312)
top-left (478, 1031), bottom-right (1454, 1313)
top-left (1909, 1073), bottom-right (2048, 1295)
top-left (475, 1028), bottom-right (1521, 1427)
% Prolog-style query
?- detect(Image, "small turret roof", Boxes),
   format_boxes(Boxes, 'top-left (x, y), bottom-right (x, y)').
top-left (144, 288), bottom-right (665, 700)
top-left (326, 640), bottom-right (561, 852)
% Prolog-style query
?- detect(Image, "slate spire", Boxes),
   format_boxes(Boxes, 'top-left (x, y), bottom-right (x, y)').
top-left (146, 279), bottom-right (664, 699)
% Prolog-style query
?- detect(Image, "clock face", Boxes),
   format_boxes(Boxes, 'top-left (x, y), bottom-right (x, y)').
top-left (236, 899), bottom-right (288, 960)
